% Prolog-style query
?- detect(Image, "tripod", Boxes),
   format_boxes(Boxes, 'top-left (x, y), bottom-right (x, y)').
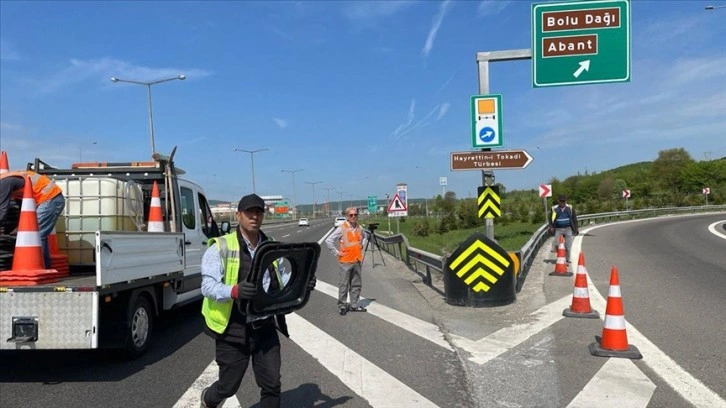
top-left (362, 228), bottom-right (385, 268)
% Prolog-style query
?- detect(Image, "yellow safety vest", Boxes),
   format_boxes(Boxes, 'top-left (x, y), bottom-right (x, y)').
top-left (201, 233), bottom-right (282, 334)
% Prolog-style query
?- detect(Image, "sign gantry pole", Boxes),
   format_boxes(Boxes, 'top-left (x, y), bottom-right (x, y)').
top-left (476, 49), bottom-right (532, 241)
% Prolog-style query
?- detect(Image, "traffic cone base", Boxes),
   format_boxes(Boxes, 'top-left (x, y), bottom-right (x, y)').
top-left (563, 306), bottom-right (599, 319)
top-left (589, 336), bottom-right (642, 359)
top-left (563, 252), bottom-right (598, 318)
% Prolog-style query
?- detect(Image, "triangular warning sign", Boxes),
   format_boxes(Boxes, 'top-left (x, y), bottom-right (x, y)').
top-left (387, 193), bottom-right (407, 212)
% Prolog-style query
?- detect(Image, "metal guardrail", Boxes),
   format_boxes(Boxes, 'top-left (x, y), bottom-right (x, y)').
top-left (374, 205), bottom-right (726, 292)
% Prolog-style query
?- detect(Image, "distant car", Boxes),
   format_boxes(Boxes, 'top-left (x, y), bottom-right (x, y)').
top-left (334, 217), bottom-right (346, 227)
top-left (298, 218), bottom-right (310, 227)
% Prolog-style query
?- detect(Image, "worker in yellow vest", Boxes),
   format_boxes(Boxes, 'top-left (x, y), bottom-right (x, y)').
top-left (325, 207), bottom-right (369, 315)
top-left (200, 193), bottom-right (315, 408)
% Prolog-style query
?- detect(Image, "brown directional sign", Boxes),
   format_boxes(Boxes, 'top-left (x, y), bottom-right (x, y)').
top-left (450, 149), bottom-right (533, 171)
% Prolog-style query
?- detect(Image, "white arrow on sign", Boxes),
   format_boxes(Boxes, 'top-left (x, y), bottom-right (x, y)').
top-left (573, 60), bottom-right (591, 78)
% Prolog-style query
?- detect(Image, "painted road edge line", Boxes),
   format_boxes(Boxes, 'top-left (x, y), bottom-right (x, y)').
top-left (567, 358), bottom-right (655, 408)
top-left (173, 360), bottom-right (241, 408)
top-left (576, 224), bottom-right (726, 408)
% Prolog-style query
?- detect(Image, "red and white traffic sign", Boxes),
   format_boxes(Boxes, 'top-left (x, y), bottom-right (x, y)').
top-left (387, 192), bottom-right (408, 217)
top-left (703, 188), bottom-right (710, 195)
top-left (623, 189), bottom-right (631, 198)
top-left (539, 184), bottom-right (552, 198)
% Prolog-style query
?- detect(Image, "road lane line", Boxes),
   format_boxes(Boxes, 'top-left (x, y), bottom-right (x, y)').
top-left (286, 313), bottom-right (439, 408)
top-left (449, 295), bottom-right (571, 365)
top-left (314, 280), bottom-right (453, 351)
top-left (173, 360), bottom-right (241, 408)
top-left (567, 358), bottom-right (655, 408)
top-left (708, 220), bottom-right (726, 239)
top-left (575, 225), bottom-right (726, 408)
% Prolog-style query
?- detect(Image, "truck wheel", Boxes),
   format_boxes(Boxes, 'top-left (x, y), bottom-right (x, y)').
top-left (125, 295), bottom-right (153, 358)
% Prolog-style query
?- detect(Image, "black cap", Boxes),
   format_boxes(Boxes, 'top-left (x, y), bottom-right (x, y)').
top-left (237, 194), bottom-right (265, 211)
top-left (558, 194), bottom-right (567, 201)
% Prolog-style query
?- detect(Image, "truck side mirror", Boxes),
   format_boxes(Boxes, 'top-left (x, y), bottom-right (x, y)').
top-left (220, 221), bottom-right (231, 234)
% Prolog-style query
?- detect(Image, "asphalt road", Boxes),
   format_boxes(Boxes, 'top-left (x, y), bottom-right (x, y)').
top-left (1, 213), bottom-right (724, 408)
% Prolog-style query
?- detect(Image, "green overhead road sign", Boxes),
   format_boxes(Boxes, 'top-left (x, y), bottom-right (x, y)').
top-left (532, 0), bottom-right (630, 88)
top-left (367, 195), bottom-right (377, 213)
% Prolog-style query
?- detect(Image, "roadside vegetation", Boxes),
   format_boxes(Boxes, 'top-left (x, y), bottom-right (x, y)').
top-left (360, 148), bottom-right (725, 256)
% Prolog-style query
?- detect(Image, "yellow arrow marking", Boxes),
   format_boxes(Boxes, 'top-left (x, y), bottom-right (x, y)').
top-left (463, 266), bottom-right (499, 285)
top-left (456, 254), bottom-right (504, 280)
top-left (472, 282), bottom-right (491, 292)
top-left (450, 240), bottom-right (510, 270)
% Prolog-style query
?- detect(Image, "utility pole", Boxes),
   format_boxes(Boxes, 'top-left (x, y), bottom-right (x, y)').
top-left (281, 169), bottom-right (303, 220)
top-left (304, 181), bottom-right (322, 218)
top-left (322, 187), bottom-right (335, 217)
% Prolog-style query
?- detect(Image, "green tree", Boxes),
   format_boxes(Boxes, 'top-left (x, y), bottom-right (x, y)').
top-left (651, 148), bottom-right (694, 193)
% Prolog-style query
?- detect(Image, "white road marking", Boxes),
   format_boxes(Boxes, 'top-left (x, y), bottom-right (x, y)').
top-left (567, 358), bottom-right (655, 408)
top-left (574, 224), bottom-right (726, 408)
top-left (708, 220), bottom-right (726, 240)
top-left (281, 233), bottom-right (290, 238)
top-left (449, 295), bottom-right (571, 365)
top-left (173, 360), bottom-right (241, 408)
top-left (314, 280), bottom-right (453, 351)
top-left (286, 313), bottom-right (439, 408)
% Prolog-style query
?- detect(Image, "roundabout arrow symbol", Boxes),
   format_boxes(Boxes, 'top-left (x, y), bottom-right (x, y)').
top-left (573, 60), bottom-right (591, 78)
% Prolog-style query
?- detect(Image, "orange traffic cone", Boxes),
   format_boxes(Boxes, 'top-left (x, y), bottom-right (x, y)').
top-left (589, 266), bottom-right (642, 359)
top-left (48, 227), bottom-right (70, 277)
top-left (0, 150), bottom-right (9, 174)
top-left (147, 181), bottom-right (164, 232)
top-left (0, 177), bottom-right (60, 285)
top-left (563, 252), bottom-right (599, 318)
top-left (550, 235), bottom-right (573, 276)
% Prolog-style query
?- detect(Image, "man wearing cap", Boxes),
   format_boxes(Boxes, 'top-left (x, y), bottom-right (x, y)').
top-left (549, 194), bottom-right (579, 263)
top-left (199, 193), bottom-right (315, 408)
top-left (325, 206), bottom-right (369, 315)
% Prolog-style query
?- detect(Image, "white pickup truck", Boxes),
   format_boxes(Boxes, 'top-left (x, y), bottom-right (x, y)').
top-left (0, 151), bottom-right (225, 357)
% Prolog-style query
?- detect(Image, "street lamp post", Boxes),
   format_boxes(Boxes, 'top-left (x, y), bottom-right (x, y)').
top-left (234, 148), bottom-right (269, 194)
top-left (110, 74), bottom-right (186, 156)
top-left (281, 169), bottom-right (303, 220)
top-left (322, 187), bottom-right (335, 217)
top-left (304, 181), bottom-right (322, 218)
top-left (336, 191), bottom-right (346, 215)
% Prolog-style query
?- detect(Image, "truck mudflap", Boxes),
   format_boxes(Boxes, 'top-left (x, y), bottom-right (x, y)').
top-left (0, 291), bottom-right (98, 350)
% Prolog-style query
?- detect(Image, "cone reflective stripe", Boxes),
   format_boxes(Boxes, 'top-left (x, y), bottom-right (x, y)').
top-left (589, 266), bottom-right (642, 359)
top-left (563, 252), bottom-right (599, 318)
top-left (550, 235), bottom-right (573, 276)
top-left (0, 150), bottom-right (9, 174)
top-left (148, 181), bottom-right (164, 232)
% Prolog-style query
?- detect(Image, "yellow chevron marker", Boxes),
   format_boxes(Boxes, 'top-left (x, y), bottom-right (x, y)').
top-left (450, 239), bottom-right (510, 270)
top-left (477, 186), bottom-right (501, 218)
top-left (456, 254), bottom-right (505, 280)
top-left (463, 266), bottom-right (498, 285)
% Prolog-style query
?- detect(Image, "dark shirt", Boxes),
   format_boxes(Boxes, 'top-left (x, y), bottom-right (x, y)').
top-left (0, 176), bottom-right (25, 225)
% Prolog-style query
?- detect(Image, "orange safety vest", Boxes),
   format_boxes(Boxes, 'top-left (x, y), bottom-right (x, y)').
top-left (1, 171), bottom-right (63, 205)
top-left (338, 222), bottom-right (363, 263)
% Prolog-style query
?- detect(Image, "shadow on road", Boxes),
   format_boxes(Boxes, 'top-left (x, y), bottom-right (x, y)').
top-left (250, 383), bottom-right (353, 408)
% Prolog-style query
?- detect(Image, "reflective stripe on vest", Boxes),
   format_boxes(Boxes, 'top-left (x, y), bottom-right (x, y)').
top-left (201, 233), bottom-right (240, 334)
top-left (2, 171), bottom-right (62, 205)
top-left (551, 204), bottom-right (572, 226)
top-left (338, 222), bottom-right (363, 263)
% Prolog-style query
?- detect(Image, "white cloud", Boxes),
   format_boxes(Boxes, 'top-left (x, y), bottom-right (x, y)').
top-left (391, 99), bottom-right (449, 140)
top-left (32, 58), bottom-right (213, 95)
top-left (477, 0), bottom-right (511, 17)
top-left (436, 103), bottom-right (450, 120)
top-left (421, 0), bottom-right (454, 59)
top-left (272, 118), bottom-right (289, 129)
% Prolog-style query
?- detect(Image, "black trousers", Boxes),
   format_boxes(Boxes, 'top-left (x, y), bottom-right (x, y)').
top-left (206, 322), bottom-right (282, 408)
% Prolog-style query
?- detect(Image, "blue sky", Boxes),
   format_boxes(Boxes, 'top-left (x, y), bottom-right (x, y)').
top-left (1, 0), bottom-right (725, 206)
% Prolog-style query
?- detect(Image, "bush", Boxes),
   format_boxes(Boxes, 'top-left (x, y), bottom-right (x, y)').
top-left (411, 219), bottom-right (431, 237)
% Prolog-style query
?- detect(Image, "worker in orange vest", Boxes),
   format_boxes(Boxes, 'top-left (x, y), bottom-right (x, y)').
top-left (0, 171), bottom-right (65, 268)
top-left (325, 207), bottom-right (369, 315)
